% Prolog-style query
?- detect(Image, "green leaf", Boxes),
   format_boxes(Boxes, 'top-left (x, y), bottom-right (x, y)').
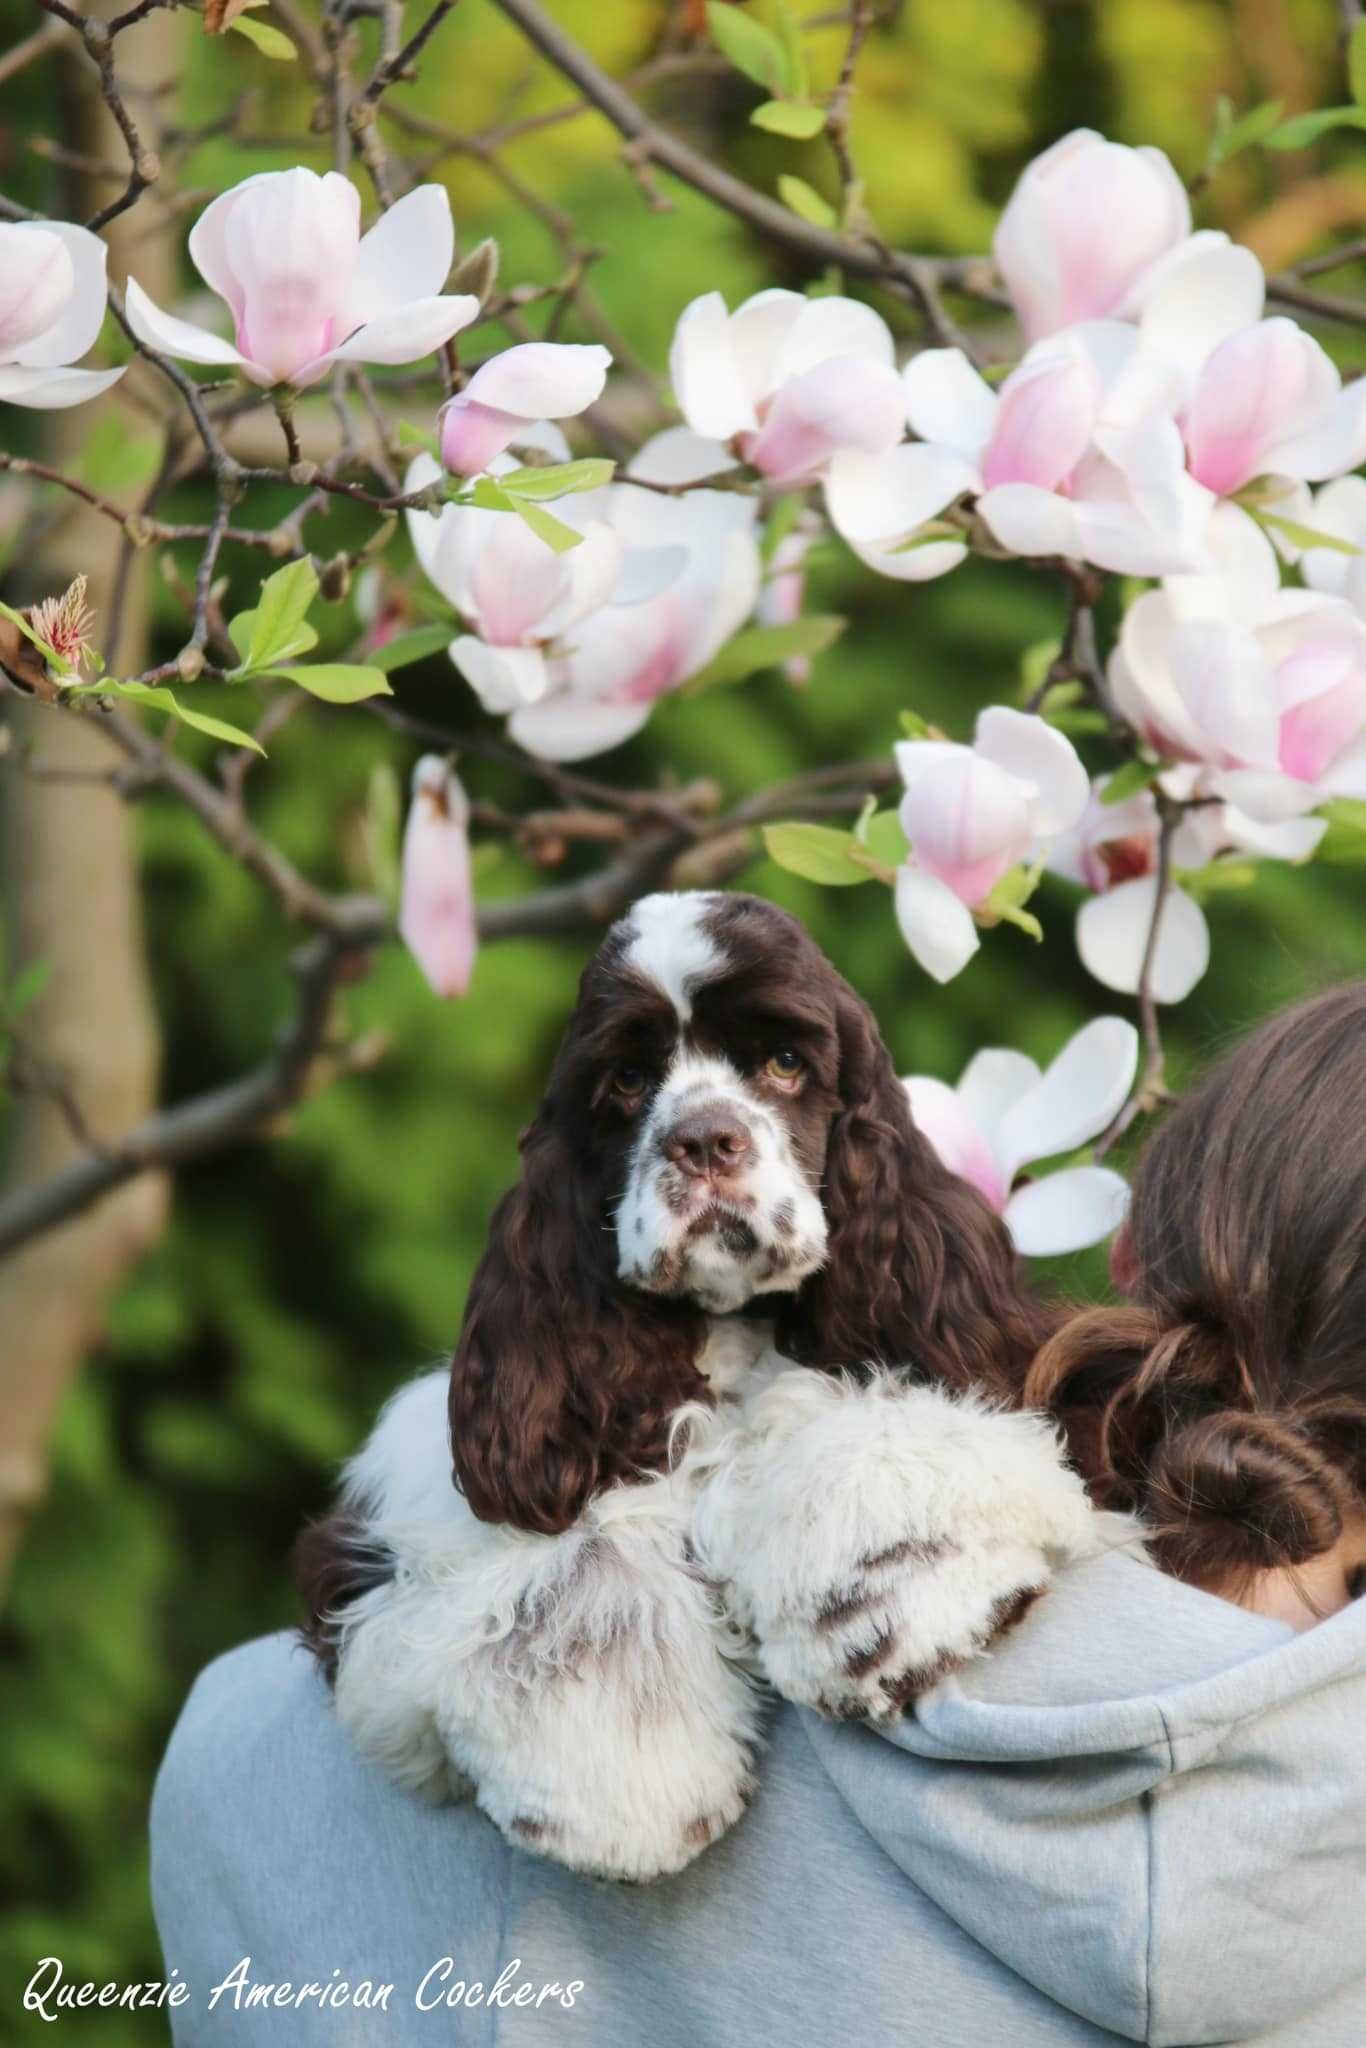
top-left (774, 0), bottom-right (809, 98)
top-left (1101, 758), bottom-right (1163, 804)
top-left (981, 864), bottom-right (1044, 940)
top-left (0, 596), bottom-right (62, 670)
top-left (1264, 105), bottom-right (1366, 149)
top-left (1353, 20), bottom-right (1366, 106)
top-left (751, 99), bottom-right (828, 139)
top-left (1315, 798), bottom-right (1366, 863)
top-left (367, 624), bottom-right (453, 674)
top-left (760, 492), bottom-right (802, 564)
top-left (7, 958), bottom-right (51, 1016)
top-left (498, 458), bottom-right (616, 501)
top-left (228, 557), bottom-right (320, 673)
top-left (1176, 859), bottom-right (1259, 900)
top-left (860, 809), bottom-right (909, 869)
top-left (899, 709), bottom-right (932, 738)
top-left (112, 683), bottom-right (265, 752)
top-left (1048, 708), bottom-right (1112, 738)
top-left (268, 663), bottom-right (393, 703)
top-left (706, 2), bottom-right (786, 92)
top-left (686, 613), bottom-right (845, 692)
top-left (1019, 637), bottom-right (1064, 700)
top-left (228, 12), bottom-right (296, 57)
top-left (777, 173), bottom-right (837, 228)
top-left (466, 476), bottom-right (584, 553)
top-left (1244, 505), bottom-right (1360, 555)
top-left (1211, 97), bottom-right (1285, 164)
top-left (762, 822), bottom-right (870, 886)
top-left (887, 521), bottom-right (964, 554)
top-left (397, 418), bottom-right (440, 458)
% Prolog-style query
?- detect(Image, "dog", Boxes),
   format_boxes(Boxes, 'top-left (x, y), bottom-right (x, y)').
top-left (297, 891), bottom-right (1093, 1880)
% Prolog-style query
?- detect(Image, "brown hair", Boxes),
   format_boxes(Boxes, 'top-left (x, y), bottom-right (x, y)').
top-left (1026, 984), bottom-right (1366, 1592)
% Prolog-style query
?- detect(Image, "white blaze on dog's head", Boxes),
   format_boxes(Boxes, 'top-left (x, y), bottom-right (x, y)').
top-left (613, 893), bottom-right (829, 1314)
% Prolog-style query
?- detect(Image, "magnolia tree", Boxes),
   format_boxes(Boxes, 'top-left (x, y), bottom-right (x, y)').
top-left (4, 0), bottom-right (1366, 1286)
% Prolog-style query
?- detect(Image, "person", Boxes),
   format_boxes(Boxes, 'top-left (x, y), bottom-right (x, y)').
top-left (148, 986), bottom-right (1366, 2046)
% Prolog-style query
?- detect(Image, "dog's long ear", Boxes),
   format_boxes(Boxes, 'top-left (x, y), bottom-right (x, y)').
top-left (448, 1102), bottom-right (709, 1535)
top-left (775, 989), bottom-right (1047, 1401)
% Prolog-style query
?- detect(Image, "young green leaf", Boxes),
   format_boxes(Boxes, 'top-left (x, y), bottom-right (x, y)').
top-left (229, 557), bottom-right (320, 673)
top-left (113, 682), bottom-right (266, 753)
top-left (498, 458), bottom-right (616, 501)
top-left (1245, 506), bottom-right (1360, 555)
top-left (1264, 105), bottom-right (1366, 149)
top-left (762, 822), bottom-right (870, 886)
top-left (1176, 859), bottom-right (1259, 900)
top-left (1314, 798), bottom-right (1366, 863)
top-left (751, 99), bottom-right (828, 140)
top-left (685, 614), bottom-right (845, 692)
top-left (1101, 758), bottom-right (1163, 804)
top-left (899, 709), bottom-right (932, 739)
top-left (366, 624), bottom-right (454, 674)
top-left (1210, 98), bottom-right (1285, 164)
top-left (397, 419), bottom-right (441, 458)
top-left (229, 12), bottom-right (295, 57)
top-left (467, 476), bottom-right (584, 553)
top-left (774, 0), bottom-right (810, 98)
top-left (860, 809), bottom-right (910, 869)
top-left (777, 174), bottom-right (837, 228)
top-left (706, 1), bottom-right (788, 94)
top-left (268, 663), bottom-right (394, 703)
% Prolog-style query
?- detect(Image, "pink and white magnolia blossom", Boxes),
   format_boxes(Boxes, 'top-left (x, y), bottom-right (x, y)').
top-left (126, 171), bottom-right (478, 389)
top-left (905, 1017), bottom-right (1136, 1256)
top-left (399, 756), bottom-right (477, 999)
top-left (404, 429), bottom-right (682, 717)
top-left (1110, 521), bottom-right (1366, 824)
top-left (505, 429), bottom-right (763, 762)
top-left (0, 220), bottom-right (123, 409)
top-left (1181, 317), bottom-right (1366, 499)
top-left (993, 130), bottom-right (1193, 343)
top-left (892, 324), bottom-right (1209, 577)
top-left (894, 707), bottom-right (1089, 982)
top-left (669, 288), bottom-right (905, 485)
top-left (1301, 476), bottom-right (1366, 618)
top-left (439, 342), bottom-right (611, 476)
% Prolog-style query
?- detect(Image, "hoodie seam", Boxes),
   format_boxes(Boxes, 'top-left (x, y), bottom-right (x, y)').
top-left (1144, 1703), bottom-right (1178, 2046)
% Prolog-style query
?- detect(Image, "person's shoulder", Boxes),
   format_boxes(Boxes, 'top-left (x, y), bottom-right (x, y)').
top-left (152, 1632), bottom-right (340, 1836)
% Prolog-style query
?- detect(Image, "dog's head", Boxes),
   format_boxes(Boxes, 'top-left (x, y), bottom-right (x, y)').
top-left (449, 891), bottom-right (1042, 1533)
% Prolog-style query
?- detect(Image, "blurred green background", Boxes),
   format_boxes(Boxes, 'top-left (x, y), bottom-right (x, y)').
top-left (2, 0), bottom-right (1364, 2031)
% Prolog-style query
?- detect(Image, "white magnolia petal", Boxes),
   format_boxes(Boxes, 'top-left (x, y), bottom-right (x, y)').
top-left (611, 544), bottom-right (687, 606)
top-left (1005, 1166), bottom-right (1131, 1257)
top-left (1137, 235), bottom-right (1266, 384)
top-left (1076, 877), bottom-right (1210, 1004)
top-left (1271, 376), bottom-right (1366, 482)
top-left (669, 291), bottom-right (757, 441)
top-left (904, 1076), bottom-right (1008, 1210)
top-left (1301, 476), bottom-right (1366, 598)
top-left (508, 692), bottom-right (652, 763)
top-left (771, 294), bottom-right (896, 384)
top-left (306, 293), bottom-right (479, 381)
top-left (683, 528), bottom-right (765, 673)
top-left (10, 220), bottom-right (109, 368)
top-left (0, 361), bottom-right (124, 408)
top-left (901, 348), bottom-right (997, 461)
top-left (725, 288), bottom-right (807, 402)
top-left (955, 1048), bottom-right (1042, 1155)
top-left (187, 170), bottom-right (281, 313)
top-left (852, 533), bottom-right (968, 583)
top-left (122, 277), bottom-right (246, 368)
top-left (540, 522), bottom-right (623, 637)
top-left (457, 341), bottom-right (611, 421)
top-left (1320, 733), bottom-right (1366, 799)
top-left (449, 636), bottom-right (550, 713)
top-left (1168, 617), bottom-right (1280, 768)
top-left (342, 184), bottom-right (455, 327)
top-left (975, 705), bottom-right (1090, 837)
top-left (894, 867), bottom-right (980, 983)
top-left (1221, 806), bottom-right (1327, 861)
top-left (976, 482), bottom-right (1080, 562)
top-left (997, 1016), bottom-right (1139, 1180)
top-left (1209, 767), bottom-right (1323, 821)
top-left (825, 442), bottom-right (977, 547)
top-left (628, 425), bottom-right (741, 488)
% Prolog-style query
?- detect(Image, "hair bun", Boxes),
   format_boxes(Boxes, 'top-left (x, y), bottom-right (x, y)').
top-left (1147, 1410), bottom-right (1348, 1584)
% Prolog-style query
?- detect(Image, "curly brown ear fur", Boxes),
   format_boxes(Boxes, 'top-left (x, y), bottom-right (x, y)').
top-left (293, 1513), bottom-right (393, 1686)
top-left (775, 989), bottom-right (1050, 1401)
top-left (449, 1107), bottom-right (710, 1535)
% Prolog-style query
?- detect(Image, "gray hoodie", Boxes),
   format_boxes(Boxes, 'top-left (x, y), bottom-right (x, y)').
top-left (146, 1545), bottom-right (1366, 2047)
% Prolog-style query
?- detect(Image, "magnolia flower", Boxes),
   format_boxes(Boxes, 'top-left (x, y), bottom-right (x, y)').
top-left (506, 429), bottom-right (763, 762)
top-left (1181, 318), bottom-right (1366, 498)
top-left (1048, 777), bottom-right (1212, 1005)
top-left (404, 429), bottom-right (676, 715)
top-left (1110, 529), bottom-right (1366, 822)
top-left (670, 288), bottom-right (905, 485)
top-left (895, 708), bottom-right (1089, 982)
top-left (439, 342), bottom-right (611, 477)
top-left (993, 131), bottom-right (1197, 343)
top-left (897, 325), bottom-right (1209, 576)
top-left (756, 525), bottom-right (816, 681)
top-left (0, 220), bottom-right (123, 409)
top-left (905, 1017), bottom-right (1136, 1256)
top-left (399, 756), bottom-right (477, 999)
top-left (1300, 475), bottom-right (1366, 618)
top-left (126, 171), bottom-right (477, 389)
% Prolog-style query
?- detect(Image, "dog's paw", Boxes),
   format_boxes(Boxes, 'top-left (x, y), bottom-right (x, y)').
top-left (493, 1763), bottom-right (757, 1884)
top-left (694, 1369), bottom-right (1095, 1723)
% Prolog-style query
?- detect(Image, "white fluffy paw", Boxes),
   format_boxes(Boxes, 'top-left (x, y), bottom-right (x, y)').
top-left (694, 1367), bottom-right (1095, 1723)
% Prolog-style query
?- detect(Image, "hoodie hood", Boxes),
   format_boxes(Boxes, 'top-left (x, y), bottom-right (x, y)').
top-left (805, 1538), bottom-right (1366, 2046)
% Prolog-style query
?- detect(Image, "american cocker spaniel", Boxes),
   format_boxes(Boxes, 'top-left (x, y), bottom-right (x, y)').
top-left (297, 891), bottom-right (1093, 1881)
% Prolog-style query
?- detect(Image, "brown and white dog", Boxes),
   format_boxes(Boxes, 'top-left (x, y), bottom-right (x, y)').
top-left (297, 891), bottom-right (1093, 1881)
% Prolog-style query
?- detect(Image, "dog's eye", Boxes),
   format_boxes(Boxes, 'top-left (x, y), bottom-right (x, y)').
top-left (765, 1049), bottom-right (804, 1087)
top-left (610, 1064), bottom-right (648, 1107)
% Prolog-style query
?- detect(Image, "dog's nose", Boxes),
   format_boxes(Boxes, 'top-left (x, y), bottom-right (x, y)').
top-left (664, 1110), bottom-right (753, 1180)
